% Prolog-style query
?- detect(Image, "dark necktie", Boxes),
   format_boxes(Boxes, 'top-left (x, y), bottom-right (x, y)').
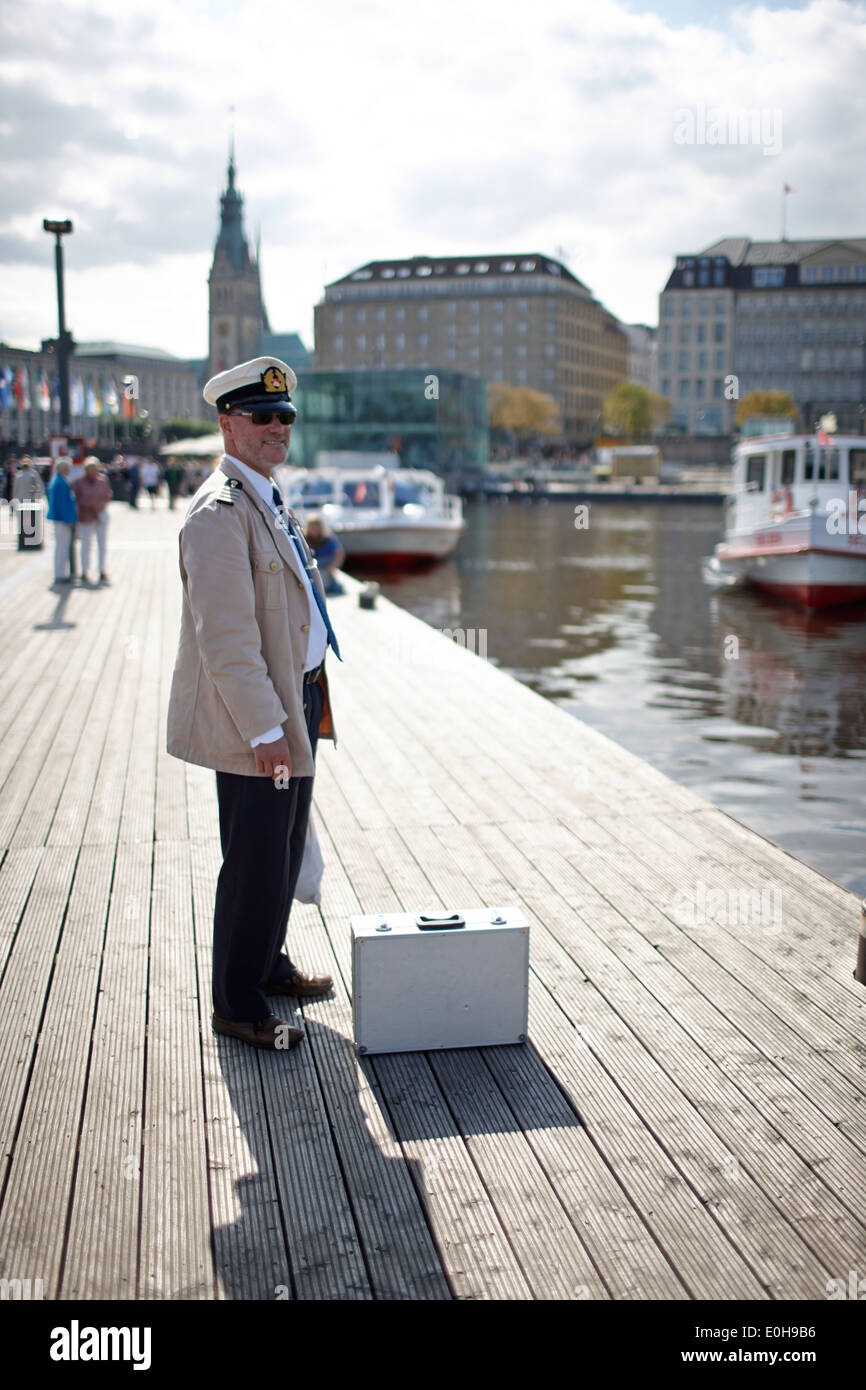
top-left (271, 483), bottom-right (341, 661)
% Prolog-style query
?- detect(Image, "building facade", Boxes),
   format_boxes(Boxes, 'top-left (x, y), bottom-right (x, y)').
top-left (207, 149), bottom-right (269, 378)
top-left (659, 237), bottom-right (866, 434)
top-left (623, 323), bottom-right (658, 391)
top-left (0, 340), bottom-right (204, 449)
top-left (287, 369), bottom-right (488, 472)
top-left (314, 254), bottom-right (628, 444)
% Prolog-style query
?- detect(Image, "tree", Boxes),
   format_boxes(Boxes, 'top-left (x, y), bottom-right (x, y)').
top-left (735, 391), bottom-right (797, 427)
top-left (602, 381), bottom-right (664, 437)
top-left (487, 384), bottom-right (562, 445)
top-left (160, 418), bottom-right (219, 442)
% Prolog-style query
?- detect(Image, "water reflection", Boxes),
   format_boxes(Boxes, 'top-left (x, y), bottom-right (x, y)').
top-left (372, 499), bottom-right (866, 894)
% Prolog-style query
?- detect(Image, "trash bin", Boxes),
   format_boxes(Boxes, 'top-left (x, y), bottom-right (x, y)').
top-left (17, 499), bottom-right (45, 550)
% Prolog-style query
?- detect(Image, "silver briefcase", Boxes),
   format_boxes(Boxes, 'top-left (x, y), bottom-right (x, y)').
top-left (351, 906), bottom-right (530, 1055)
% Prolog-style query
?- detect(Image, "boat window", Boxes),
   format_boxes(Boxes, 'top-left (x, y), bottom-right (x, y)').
top-left (290, 479), bottom-right (332, 507)
top-left (394, 480), bottom-right (423, 506)
top-left (849, 449), bottom-right (866, 484)
top-left (342, 480), bottom-right (381, 508)
top-left (746, 455), bottom-right (766, 490)
top-left (820, 447), bottom-right (840, 481)
top-left (780, 450), bottom-right (796, 485)
top-left (803, 444), bottom-right (814, 480)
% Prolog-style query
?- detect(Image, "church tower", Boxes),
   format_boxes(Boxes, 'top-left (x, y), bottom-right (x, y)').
top-left (207, 145), bottom-right (270, 377)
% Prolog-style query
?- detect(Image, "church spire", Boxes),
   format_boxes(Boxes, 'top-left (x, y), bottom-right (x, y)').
top-left (214, 139), bottom-right (249, 272)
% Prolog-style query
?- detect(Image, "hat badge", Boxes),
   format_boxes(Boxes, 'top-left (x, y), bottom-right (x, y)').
top-left (263, 367), bottom-right (286, 393)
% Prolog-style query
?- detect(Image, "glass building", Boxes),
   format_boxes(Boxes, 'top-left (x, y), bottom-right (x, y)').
top-left (288, 368), bottom-right (489, 472)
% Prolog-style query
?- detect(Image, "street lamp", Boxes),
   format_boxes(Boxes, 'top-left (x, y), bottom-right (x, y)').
top-left (42, 218), bottom-right (74, 433)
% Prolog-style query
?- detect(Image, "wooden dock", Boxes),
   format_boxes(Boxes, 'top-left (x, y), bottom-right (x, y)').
top-left (0, 498), bottom-right (864, 1304)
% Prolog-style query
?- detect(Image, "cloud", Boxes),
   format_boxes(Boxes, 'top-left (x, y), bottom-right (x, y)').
top-left (1, 0), bottom-right (864, 355)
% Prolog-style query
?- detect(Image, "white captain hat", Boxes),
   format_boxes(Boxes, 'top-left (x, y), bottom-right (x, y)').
top-left (203, 356), bottom-right (298, 417)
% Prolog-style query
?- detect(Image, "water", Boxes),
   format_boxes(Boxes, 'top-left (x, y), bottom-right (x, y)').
top-left (368, 497), bottom-right (866, 897)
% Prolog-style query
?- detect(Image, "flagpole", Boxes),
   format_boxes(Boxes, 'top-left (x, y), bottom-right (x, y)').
top-left (781, 187), bottom-right (786, 242)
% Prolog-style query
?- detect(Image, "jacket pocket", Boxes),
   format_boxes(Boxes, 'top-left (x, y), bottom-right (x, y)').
top-left (251, 551), bottom-right (288, 609)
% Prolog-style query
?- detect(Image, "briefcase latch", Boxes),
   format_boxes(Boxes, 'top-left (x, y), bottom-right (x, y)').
top-left (416, 913), bottom-right (466, 931)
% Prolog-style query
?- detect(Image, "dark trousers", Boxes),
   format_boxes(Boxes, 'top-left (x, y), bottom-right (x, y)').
top-left (212, 678), bottom-right (323, 1021)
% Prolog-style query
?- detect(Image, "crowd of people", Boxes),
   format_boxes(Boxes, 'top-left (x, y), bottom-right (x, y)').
top-left (1, 449), bottom-right (217, 586)
top-left (2, 446), bottom-right (347, 598)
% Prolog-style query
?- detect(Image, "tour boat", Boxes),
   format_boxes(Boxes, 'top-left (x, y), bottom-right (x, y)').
top-left (274, 457), bottom-right (465, 566)
top-left (703, 431), bottom-right (866, 609)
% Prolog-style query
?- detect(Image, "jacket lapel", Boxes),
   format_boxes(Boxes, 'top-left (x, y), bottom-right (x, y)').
top-left (218, 456), bottom-right (304, 581)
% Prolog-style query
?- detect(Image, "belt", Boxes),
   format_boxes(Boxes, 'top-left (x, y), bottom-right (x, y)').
top-left (303, 663), bottom-right (324, 685)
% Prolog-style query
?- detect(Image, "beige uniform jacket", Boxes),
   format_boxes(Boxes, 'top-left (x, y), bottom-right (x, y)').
top-left (166, 456), bottom-right (336, 777)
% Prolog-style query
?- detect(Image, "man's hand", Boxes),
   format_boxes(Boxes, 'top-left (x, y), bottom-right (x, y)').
top-left (254, 735), bottom-right (291, 780)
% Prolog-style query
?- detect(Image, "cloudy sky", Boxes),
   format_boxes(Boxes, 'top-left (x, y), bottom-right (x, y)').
top-left (1, 0), bottom-right (864, 361)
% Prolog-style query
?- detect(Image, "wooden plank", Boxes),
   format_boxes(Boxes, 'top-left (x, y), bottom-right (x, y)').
top-left (60, 841), bottom-right (151, 1299)
top-left (0, 844), bottom-right (115, 1295)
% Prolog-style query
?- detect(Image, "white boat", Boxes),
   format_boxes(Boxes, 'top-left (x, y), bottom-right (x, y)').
top-left (704, 431), bottom-right (866, 609)
top-left (274, 456), bottom-right (465, 566)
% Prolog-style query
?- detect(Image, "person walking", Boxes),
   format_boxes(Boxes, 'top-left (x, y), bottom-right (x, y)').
top-left (167, 356), bottom-right (340, 1052)
top-left (46, 458), bottom-right (78, 584)
top-left (141, 458), bottom-right (160, 506)
top-left (127, 455), bottom-right (140, 508)
top-left (72, 457), bottom-right (112, 584)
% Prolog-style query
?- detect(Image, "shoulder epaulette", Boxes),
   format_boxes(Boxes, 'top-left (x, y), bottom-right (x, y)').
top-left (216, 478), bottom-right (243, 505)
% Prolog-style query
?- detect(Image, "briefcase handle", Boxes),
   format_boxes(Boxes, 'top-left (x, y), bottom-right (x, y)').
top-left (416, 913), bottom-right (466, 931)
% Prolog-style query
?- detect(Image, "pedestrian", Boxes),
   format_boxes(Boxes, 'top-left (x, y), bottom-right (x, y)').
top-left (72, 456), bottom-right (112, 584)
top-left (127, 455), bottom-right (140, 508)
top-left (303, 514), bottom-right (345, 595)
top-left (164, 456), bottom-right (183, 509)
top-left (141, 458), bottom-right (160, 506)
top-left (12, 455), bottom-right (46, 550)
top-left (46, 458), bottom-right (77, 584)
top-left (166, 356), bottom-right (340, 1051)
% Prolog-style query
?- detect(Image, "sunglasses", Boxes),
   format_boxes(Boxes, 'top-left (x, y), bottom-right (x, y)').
top-left (228, 408), bottom-right (296, 426)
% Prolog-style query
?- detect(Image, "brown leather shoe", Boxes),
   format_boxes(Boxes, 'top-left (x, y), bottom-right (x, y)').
top-left (266, 969), bottom-right (333, 999)
top-left (212, 1013), bottom-right (304, 1050)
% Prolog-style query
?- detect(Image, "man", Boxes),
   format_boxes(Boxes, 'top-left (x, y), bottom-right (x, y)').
top-left (166, 356), bottom-right (339, 1052)
top-left (304, 514), bottom-right (345, 595)
top-left (46, 458), bottom-right (77, 583)
top-left (141, 458), bottom-right (160, 506)
top-left (72, 457), bottom-right (112, 583)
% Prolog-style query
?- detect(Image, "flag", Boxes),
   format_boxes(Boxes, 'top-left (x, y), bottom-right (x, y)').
top-left (38, 370), bottom-right (51, 411)
top-left (0, 366), bottom-right (11, 409)
top-left (103, 377), bottom-right (119, 415)
top-left (51, 374), bottom-right (60, 411)
top-left (85, 376), bottom-right (98, 417)
top-left (20, 366), bottom-right (31, 410)
top-left (71, 375), bottom-right (84, 417)
top-left (122, 388), bottom-right (135, 419)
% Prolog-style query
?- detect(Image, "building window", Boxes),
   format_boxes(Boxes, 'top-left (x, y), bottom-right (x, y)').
top-left (697, 351), bottom-right (707, 370)
top-left (663, 299), bottom-right (675, 319)
top-left (418, 307), bottom-right (429, 321)
top-left (517, 299), bottom-right (528, 311)
top-left (683, 272), bottom-right (695, 286)
top-left (356, 310), bottom-right (366, 324)
top-left (469, 346), bottom-right (480, 360)
top-left (714, 297), bottom-right (726, 314)
top-left (418, 333), bottom-right (429, 347)
top-left (334, 336), bottom-right (343, 351)
top-left (680, 299), bottom-right (692, 317)
top-left (494, 300), bottom-right (504, 312)
top-left (374, 334), bottom-right (385, 350)
top-left (516, 368), bottom-right (528, 382)
top-left (376, 308), bottom-right (386, 323)
top-left (394, 333), bottom-right (405, 349)
top-left (446, 301), bottom-right (457, 314)
top-left (469, 301), bottom-right (480, 313)
top-left (334, 310), bottom-right (343, 326)
top-left (678, 379), bottom-right (690, 398)
top-left (678, 351), bottom-right (689, 370)
top-left (753, 267), bottom-right (785, 287)
top-left (492, 346), bottom-right (503, 359)
top-left (680, 325), bottom-right (691, 344)
top-left (394, 308), bottom-right (405, 322)
top-left (447, 323), bottom-right (456, 338)
top-left (695, 378), bottom-right (705, 399)
top-left (516, 345), bottom-right (527, 359)
top-left (715, 351), bottom-right (725, 369)
top-left (714, 322), bottom-right (726, 343)
top-left (355, 335), bottom-right (366, 350)
top-left (696, 324), bottom-right (706, 344)
top-left (446, 347), bottom-right (457, 361)
top-left (713, 378), bottom-right (723, 399)
top-left (516, 321), bottom-right (528, 334)
top-left (661, 378), bottom-right (671, 396)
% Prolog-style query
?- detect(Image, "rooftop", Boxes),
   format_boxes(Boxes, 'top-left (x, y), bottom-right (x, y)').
top-left (698, 236), bottom-right (866, 266)
top-left (329, 253), bottom-right (585, 289)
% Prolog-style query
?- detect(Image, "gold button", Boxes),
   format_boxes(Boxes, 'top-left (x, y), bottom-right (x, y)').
top-left (301, 624), bottom-right (310, 632)
top-left (269, 560), bottom-right (278, 572)
top-left (297, 580), bottom-right (303, 589)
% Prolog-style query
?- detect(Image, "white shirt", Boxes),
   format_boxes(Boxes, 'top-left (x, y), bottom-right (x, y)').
top-left (225, 454), bottom-right (328, 748)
